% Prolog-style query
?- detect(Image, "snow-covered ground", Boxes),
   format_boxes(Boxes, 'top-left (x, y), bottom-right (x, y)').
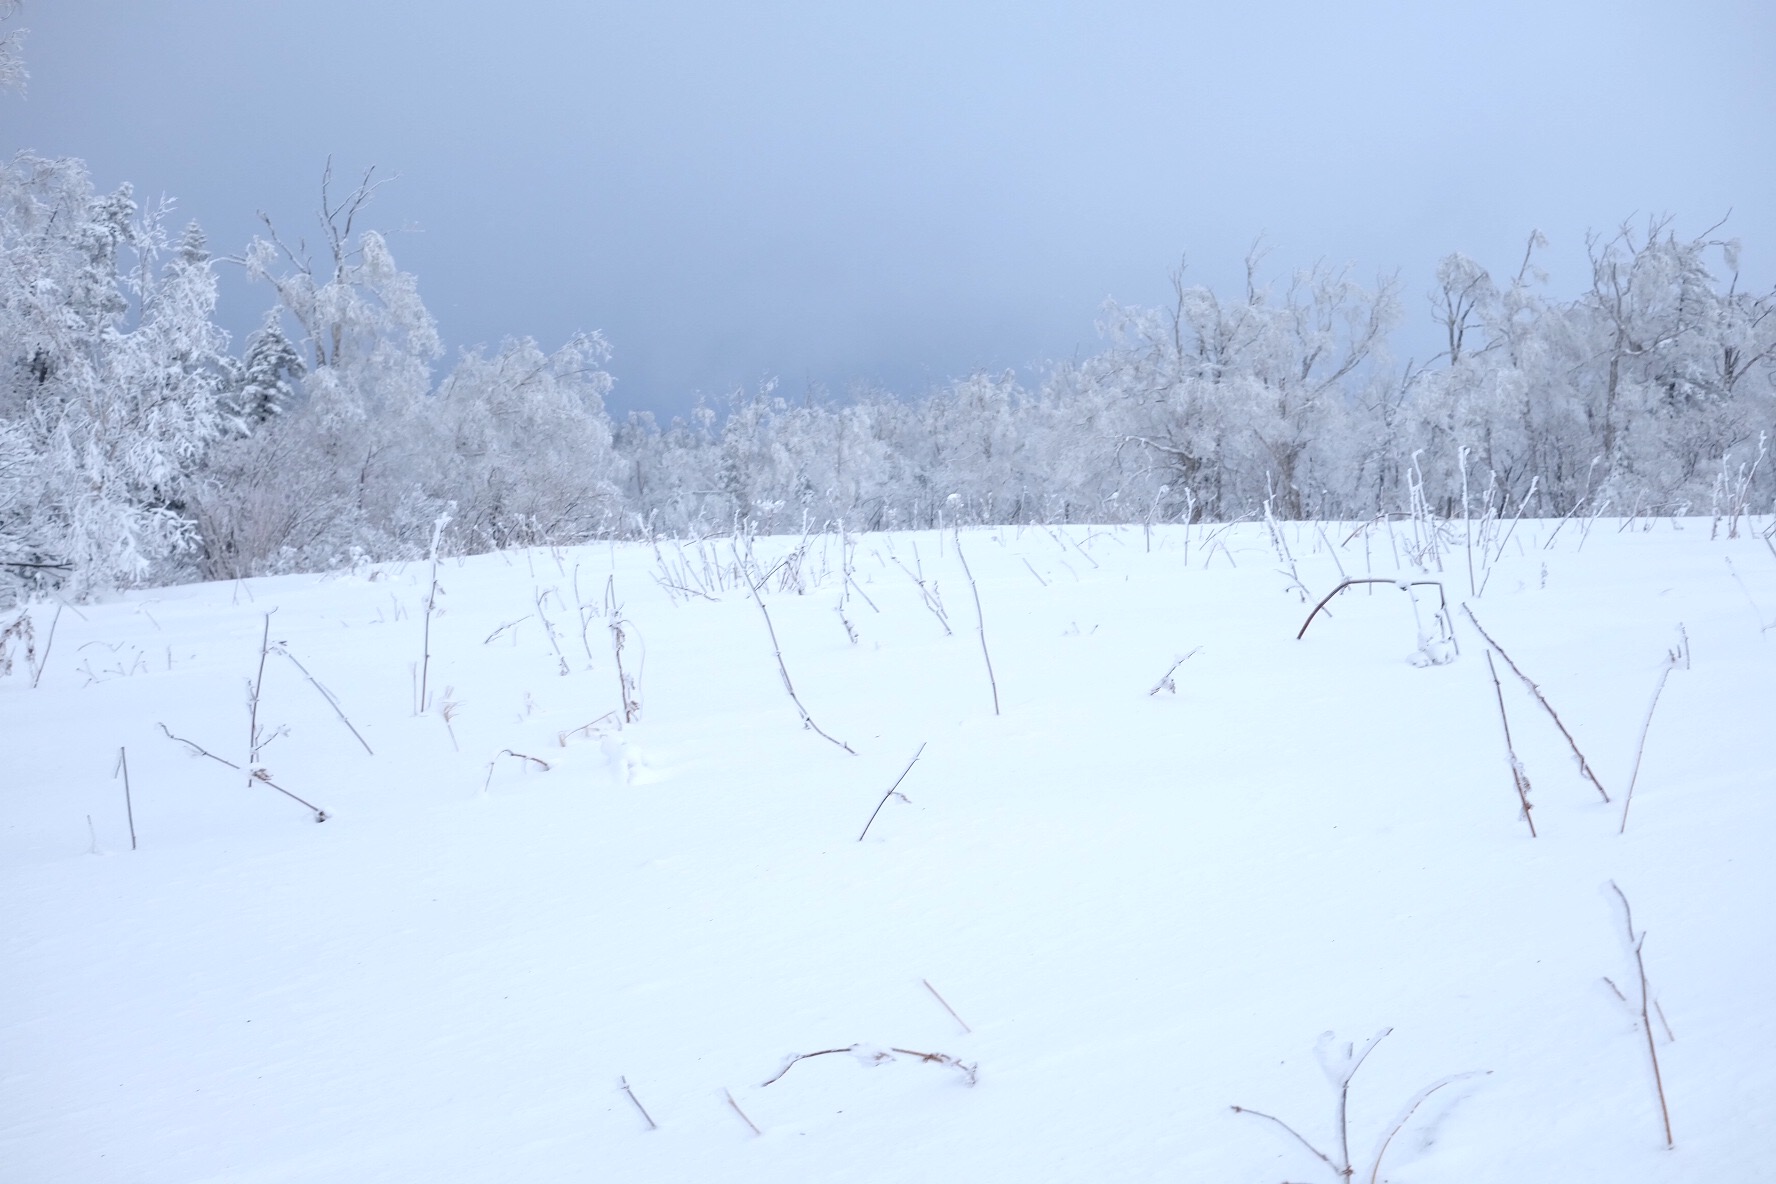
top-left (4, 518), bottom-right (1773, 1183)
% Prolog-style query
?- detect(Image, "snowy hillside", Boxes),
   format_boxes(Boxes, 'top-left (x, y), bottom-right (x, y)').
top-left (3, 519), bottom-right (1773, 1183)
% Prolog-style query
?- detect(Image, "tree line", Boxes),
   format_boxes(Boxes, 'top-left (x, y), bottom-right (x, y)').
top-left (3, 152), bottom-right (1772, 603)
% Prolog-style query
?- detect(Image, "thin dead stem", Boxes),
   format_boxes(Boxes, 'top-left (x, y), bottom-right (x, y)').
top-left (954, 531), bottom-right (1000, 715)
top-left (1608, 881), bottom-right (1674, 1148)
top-left (1482, 651), bottom-right (1537, 837)
top-left (619, 1076), bottom-right (657, 1130)
top-left (1463, 606), bottom-right (1610, 803)
top-left (114, 747), bottom-right (137, 851)
top-left (276, 645), bottom-right (374, 755)
top-left (724, 1088), bottom-right (760, 1135)
top-left (737, 544), bottom-right (854, 754)
top-left (1619, 654), bottom-right (1678, 835)
top-left (858, 742), bottom-right (926, 840)
top-left (923, 978), bottom-right (972, 1033)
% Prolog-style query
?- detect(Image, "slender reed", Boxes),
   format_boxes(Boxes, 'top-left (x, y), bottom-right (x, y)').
top-left (246, 611), bottom-right (275, 783)
top-left (736, 544), bottom-right (854, 753)
top-left (1619, 654), bottom-right (1678, 835)
top-left (32, 602), bottom-right (61, 689)
top-left (1481, 651), bottom-right (1536, 837)
top-left (858, 742), bottom-right (926, 841)
top-left (1608, 882), bottom-right (1674, 1147)
top-left (619, 1077), bottom-right (657, 1130)
top-left (114, 747), bottom-right (137, 851)
top-left (953, 531), bottom-right (1000, 715)
top-left (276, 646), bottom-right (374, 755)
top-left (1463, 605), bottom-right (1610, 803)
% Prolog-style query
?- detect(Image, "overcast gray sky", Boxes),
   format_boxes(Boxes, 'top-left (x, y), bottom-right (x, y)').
top-left (6, 0), bottom-right (1772, 417)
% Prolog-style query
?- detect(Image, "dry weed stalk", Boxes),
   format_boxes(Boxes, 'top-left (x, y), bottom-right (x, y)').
top-left (1618, 632), bottom-right (1686, 835)
top-left (1148, 649), bottom-right (1201, 696)
top-left (1481, 650), bottom-right (1537, 837)
top-left (1264, 489), bottom-right (1309, 602)
top-left (33, 602), bottom-right (61, 688)
top-left (724, 1088), bottom-right (761, 1136)
top-left (437, 688), bottom-right (462, 752)
top-left (246, 611), bottom-right (276, 783)
top-left (482, 616), bottom-right (530, 645)
top-left (953, 531), bottom-right (1000, 715)
top-left (890, 543), bottom-right (952, 635)
top-left (1607, 882), bottom-right (1675, 1148)
top-left (417, 516), bottom-right (447, 714)
top-left (1296, 577), bottom-right (1456, 665)
top-left (559, 711), bottom-right (619, 746)
top-left (534, 586), bottom-right (571, 675)
top-left (619, 1076), bottom-right (657, 1130)
top-left (481, 749), bottom-right (551, 793)
top-left (605, 576), bottom-right (642, 724)
top-left (158, 723), bottom-right (329, 820)
top-left (922, 978), bottom-right (972, 1033)
top-left (736, 544), bottom-right (854, 754)
top-left (858, 742), bottom-right (926, 841)
top-left (114, 747), bottom-right (137, 851)
top-left (274, 644), bottom-right (375, 755)
top-left (1462, 605), bottom-right (1610, 803)
top-left (1233, 1029), bottom-right (1484, 1184)
top-left (762, 1043), bottom-right (976, 1088)
top-left (0, 602), bottom-right (58, 686)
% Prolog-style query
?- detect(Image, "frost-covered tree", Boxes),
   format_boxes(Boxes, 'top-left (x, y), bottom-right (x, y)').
top-left (0, 1), bottom-right (24, 96)
top-left (193, 164), bottom-right (444, 575)
top-left (229, 310), bottom-right (304, 430)
top-left (0, 155), bottom-right (232, 598)
top-left (427, 332), bottom-right (621, 549)
top-left (1067, 256), bottom-right (1398, 518)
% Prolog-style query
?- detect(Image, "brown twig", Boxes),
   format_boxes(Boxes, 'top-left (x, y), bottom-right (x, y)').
top-left (1609, 882), bottom-right (1674, 1148)
top-left (619, 1076), bottom-right (657, 1130)
top-left (1296, 578), bottom-right (1448, 641)
top-left (888, 1048), bottom-right (978, 1086)
top-left (1482, 651), bottom-right (1537, 837)
top-left (858, 743), bottom-right (926, 841)
top-left (253, 771), bottom-right (330, 821)
top-left (1463, 606), bottom-right (1610, 803)
top-left (923, 978), bottom-right (972, 1033)
top-left (724, 1088), bottom-right (761, 1135)
top-left (1230, 1105), bottom-right (1338, 1176)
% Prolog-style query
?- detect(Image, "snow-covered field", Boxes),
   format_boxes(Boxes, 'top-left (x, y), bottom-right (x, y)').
top-left (3, 519), bottom-right (1773, 1183)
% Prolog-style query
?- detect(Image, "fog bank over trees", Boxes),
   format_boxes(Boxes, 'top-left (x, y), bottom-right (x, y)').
top-left (3, 143), bottom-right (1772, 601)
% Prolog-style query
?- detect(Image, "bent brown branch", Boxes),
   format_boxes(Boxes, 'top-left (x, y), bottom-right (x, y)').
top-left (1296, 578), bottom-right (1448, 640)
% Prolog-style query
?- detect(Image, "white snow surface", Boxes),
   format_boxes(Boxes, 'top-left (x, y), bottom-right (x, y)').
top-left (3, 521), bottom-right (1773, 1182)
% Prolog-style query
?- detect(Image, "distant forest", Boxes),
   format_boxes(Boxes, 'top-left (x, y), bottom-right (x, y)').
top-left (3, 145), bottom-right (1773, 601)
